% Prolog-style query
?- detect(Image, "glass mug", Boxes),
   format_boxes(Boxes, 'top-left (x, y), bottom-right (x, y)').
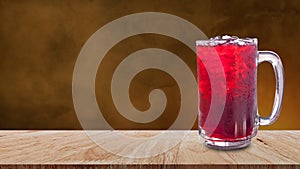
top-left (196, 36), bottom-right (284, 150)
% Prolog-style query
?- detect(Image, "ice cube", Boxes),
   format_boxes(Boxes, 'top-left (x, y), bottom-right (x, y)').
top-left (197, 35), bottom-right (256, 46)
top-left (211, 35), bottom-right (256, 46)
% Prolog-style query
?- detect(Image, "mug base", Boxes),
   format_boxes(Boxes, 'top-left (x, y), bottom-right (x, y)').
top-left (205, 139), bottom-right (251, 150)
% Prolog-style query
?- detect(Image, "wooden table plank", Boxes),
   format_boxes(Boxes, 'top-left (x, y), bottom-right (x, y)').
top-left (0, 130), bottom-right (299, 168)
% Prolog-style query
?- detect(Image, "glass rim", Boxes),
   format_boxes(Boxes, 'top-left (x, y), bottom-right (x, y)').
top-left (196, 36), bottom-right (258, 46)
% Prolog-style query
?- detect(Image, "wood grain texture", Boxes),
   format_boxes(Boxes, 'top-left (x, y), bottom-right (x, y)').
top-left (0, 130), bottom-right (299, 169)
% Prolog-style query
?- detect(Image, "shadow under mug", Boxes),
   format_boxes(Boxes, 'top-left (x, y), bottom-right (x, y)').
top-left (196, 36), bottom-right (284, 150)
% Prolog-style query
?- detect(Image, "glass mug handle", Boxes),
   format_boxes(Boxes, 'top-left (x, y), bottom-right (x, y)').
top-left (257, 51), bottom-right (285, 126)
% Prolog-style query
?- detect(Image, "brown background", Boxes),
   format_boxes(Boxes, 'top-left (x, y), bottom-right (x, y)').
top-left (0, 0), bottom-right (299, 129)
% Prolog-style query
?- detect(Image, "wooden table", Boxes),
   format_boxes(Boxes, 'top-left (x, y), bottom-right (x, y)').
top-left (0, 130), bottom-right (299, 168)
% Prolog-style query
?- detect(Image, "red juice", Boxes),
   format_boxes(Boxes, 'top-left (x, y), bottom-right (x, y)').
top-left (197, 41), bottom-right (257, 141)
